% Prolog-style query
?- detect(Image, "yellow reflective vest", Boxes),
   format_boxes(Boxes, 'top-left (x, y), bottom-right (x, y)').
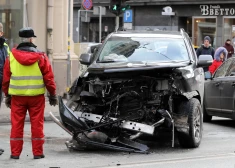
top-left (4, 42), bottom-right (10, 55)
top-left (8, 52), bottom-right (45, 96)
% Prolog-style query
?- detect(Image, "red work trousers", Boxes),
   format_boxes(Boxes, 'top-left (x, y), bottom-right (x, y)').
top-left (10, 94), bottom-right (45, 156)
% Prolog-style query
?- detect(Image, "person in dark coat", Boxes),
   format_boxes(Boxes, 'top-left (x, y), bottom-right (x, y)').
top-left (0, 22), bottom-right (10, 156)
top-left (196, 36), bottom-right (215, 72)
top-left (209, 47), bottom-right (228, 74)
top-left (223, 39), bottom-right (234, 59)
top-left (196, 36), bottom-right (215, 58)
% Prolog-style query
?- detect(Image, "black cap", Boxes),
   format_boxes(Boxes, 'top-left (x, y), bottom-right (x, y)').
top-left (204, 36), bottom-right (211, 42)
top-left (19, 27), bottom-right (37, 38)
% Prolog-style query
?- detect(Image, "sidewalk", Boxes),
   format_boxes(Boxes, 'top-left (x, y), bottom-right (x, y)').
top-left (0, 97), bottom-right (62, 123)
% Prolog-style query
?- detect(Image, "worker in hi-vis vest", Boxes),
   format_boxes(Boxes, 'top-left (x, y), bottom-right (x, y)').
top-left (2, 27), bottom-right (58, 159)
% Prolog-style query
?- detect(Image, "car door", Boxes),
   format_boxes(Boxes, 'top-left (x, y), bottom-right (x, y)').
top-left (204, 59), bottom-right (233, 116)
top-left (220, 59), bottom-right (235, 118)
top-left (204, 77), bottom-right (222, 115)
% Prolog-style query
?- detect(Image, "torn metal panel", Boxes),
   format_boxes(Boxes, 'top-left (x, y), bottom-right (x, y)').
top-left (74, 111), bottom-right (155, 135)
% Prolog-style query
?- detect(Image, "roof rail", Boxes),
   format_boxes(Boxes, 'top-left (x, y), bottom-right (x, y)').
top-left (180, 28), bottom-right (185, 34)
top-left (180, 28), bottom-right (186, 38)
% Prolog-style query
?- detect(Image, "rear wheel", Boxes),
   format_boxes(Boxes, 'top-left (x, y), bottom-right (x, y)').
top-left (178, 98), bottom-right (202, 148)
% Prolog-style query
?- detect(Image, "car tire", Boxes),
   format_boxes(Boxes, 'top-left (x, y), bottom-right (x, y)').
top-left (177, 98), bottom-right (202, 148)
top-left (203, 104), bottom-right (212, 122)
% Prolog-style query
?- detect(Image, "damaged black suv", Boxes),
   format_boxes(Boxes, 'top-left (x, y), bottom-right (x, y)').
top-left (50, 29), bottom-right (213, 153)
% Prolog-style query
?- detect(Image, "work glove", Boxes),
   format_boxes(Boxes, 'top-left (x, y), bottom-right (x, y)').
top-left (5, 95), bottom-right (11, 109)
top-left (0, 148), bottom-right (4, 155)
top-left (49, 95), bottom-right (58, 106)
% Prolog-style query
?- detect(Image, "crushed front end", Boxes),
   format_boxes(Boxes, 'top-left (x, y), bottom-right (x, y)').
top-left (50, 66), bottom-right (202, 153)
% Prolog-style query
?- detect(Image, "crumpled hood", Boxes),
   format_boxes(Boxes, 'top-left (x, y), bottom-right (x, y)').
top-left (87, 61), bottom-right (190, 74)
top-left (12, 48), bottom-right (42, 65)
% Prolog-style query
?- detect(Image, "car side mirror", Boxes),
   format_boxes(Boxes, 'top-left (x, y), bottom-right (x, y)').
top-left (197, 55), bottom-right (213, 67)
top-left (79, 53), bottom-right (93, 65)
top-left (90, 44), bottom-right (101, 54)
top-left (204, 71), bottom-right (212, 80)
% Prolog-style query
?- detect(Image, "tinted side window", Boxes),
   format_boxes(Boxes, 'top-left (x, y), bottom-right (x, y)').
top-left (226, 60), bottom-right (235, 76)
top-left (214, 59), bottom-right (233, 78)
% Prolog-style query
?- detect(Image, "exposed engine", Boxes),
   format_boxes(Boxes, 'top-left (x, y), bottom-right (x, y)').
top-left (84, 77), bottom-right (171, 119)
top-left (67, 75), bottom-right (180, 141)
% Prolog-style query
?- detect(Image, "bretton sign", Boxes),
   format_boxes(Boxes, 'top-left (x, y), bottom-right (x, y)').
top-left (200, 5), bottom-right (235, 16)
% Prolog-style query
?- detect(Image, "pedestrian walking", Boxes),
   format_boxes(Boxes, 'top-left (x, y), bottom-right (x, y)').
top-left (0, 22), bottom-right (10, 156)
top-left (2, 27), bottom-right (58, 159)
top-left (223, 39), bottom-right (234, 59)
top-left (209, 47), bottom-right (228, 74)
top-left (196, 36), bottom-right (215, 72)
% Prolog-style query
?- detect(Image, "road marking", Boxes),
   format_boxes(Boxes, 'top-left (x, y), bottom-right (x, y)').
top-left (95, 153), bottom-right (235, 168)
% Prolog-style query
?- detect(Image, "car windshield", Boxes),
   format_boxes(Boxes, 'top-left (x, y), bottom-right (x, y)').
top-left (98, 36), bottom-right (189, 63)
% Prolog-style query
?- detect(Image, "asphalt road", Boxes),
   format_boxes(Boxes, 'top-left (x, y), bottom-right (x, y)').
top-left (0, 117), bottom-right (235, 168)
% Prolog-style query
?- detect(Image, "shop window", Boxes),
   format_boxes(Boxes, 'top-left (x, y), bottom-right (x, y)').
top-left (193, 17), bottom-right (216, 48)
top-left (224, 18), bottom-right (235, 48)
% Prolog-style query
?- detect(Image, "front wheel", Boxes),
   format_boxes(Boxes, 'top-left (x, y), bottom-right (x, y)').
top-left (177, 98), bottom-right (202, 148)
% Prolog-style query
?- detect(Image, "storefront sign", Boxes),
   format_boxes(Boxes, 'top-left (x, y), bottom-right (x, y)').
top-left (162, 6), bottom-right (175, 16)
top-left (200, 5), bottom-right (235, 16)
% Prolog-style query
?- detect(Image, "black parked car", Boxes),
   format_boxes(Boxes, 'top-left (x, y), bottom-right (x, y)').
top-left (50, 29), bottom-right (212, 153)
top-left (204, 57), bottom-right (235, 122)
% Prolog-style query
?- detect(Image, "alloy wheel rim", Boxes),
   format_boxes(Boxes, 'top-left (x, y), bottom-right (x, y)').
top-left (194, 107), bottom-right (201, 142)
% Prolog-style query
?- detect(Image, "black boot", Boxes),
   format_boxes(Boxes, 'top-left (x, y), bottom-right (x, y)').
top-left (10, 155), bottom-right (19, 159)
top-left (34, 154), bottom-right (45, 159)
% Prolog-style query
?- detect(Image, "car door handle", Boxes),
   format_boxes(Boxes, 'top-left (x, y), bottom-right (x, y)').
top-left (215, 82), bottom-right (220, 87)
top-left (232, 82), bottom-right (235, 86)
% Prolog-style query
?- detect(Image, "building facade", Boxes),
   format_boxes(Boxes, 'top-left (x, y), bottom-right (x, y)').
top-left (74, 0), bottom-right (235, 48)
top-left (2, 0), bottom-right (235, 96)
top-left (1, 0), bottom-right (78, 96)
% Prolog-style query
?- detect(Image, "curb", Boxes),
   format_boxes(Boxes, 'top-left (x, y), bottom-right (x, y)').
top-left (44, 115), bottom-right (61, 122)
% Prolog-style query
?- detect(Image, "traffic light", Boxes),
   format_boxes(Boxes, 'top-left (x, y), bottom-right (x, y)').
top-left (110, 0), bottom-right (130, 16)
top-left (120, 3), bottom-right (130, 12)
top-left (110, 0), bottom-right (120, 15)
